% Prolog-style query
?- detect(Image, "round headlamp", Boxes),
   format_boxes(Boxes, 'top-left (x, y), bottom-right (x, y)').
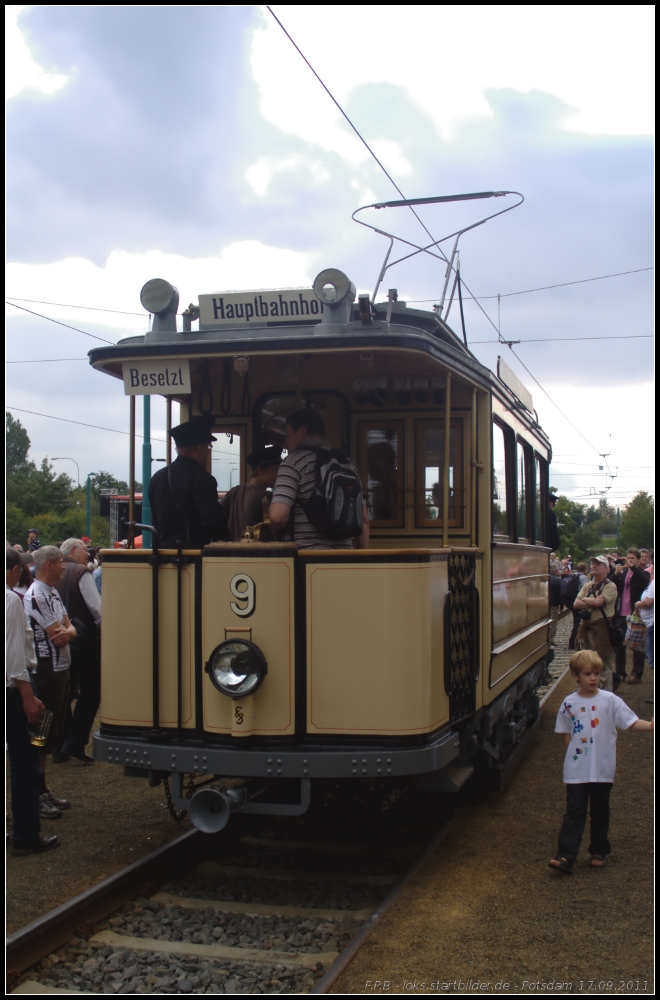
top-left (205, 640), bottom-right (267, 699)
top-left (140, 277), bottom-right (179, 316)
top-left (313, 267), bottom-right (355, 306)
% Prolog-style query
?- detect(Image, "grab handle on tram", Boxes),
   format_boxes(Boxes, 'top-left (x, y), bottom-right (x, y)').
top-left (129, 523), bottom-right (161, 735)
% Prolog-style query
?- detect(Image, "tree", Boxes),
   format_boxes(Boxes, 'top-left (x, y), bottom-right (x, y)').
top-left (619, 492), bottom-right (654, 550)
top-left (6, 412), bottom-right (31, 474)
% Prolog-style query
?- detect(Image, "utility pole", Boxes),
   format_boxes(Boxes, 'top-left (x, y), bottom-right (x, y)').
top-left (141, 396), bottom-right (152, 548)
top-left (85, 472), bottom-right (98, 538)
top-left (616, 507), bottom-right (620, 545)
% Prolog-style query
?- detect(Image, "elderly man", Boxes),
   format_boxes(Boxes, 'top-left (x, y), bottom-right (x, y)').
top-left (6, 548), bottom-right (60, 855)
top-left (573, 555), bottom-right (619, 691)
top-left (54, 538), bottom-right (102, 763)
top-left (24, 545), bottom-right (76, 819)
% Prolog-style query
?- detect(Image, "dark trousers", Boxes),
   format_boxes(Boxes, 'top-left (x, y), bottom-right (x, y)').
top-left (614, 616), bottom-right (645, 678)
top-left (60, 646), bottom-right (101, 752)
top-left (557, 782), bottom-right (612, 861)
top-left (568, 610), bottom-right (581, 650)
top-left (6, 687), bottom-right (41, 844)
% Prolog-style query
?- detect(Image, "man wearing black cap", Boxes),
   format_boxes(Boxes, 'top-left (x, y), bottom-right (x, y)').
top-left (545, 493), bottom-right (561, 551)
top-left (221, 446), bottom-right (282, 541)
top-left (148, 417), bottom-right (229, 548)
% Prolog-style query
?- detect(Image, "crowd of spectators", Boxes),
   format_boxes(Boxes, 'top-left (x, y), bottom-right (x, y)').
top-left (6, 528), bottom-right (102, 856)
top-left (549, 546), bottom-right (654, 691)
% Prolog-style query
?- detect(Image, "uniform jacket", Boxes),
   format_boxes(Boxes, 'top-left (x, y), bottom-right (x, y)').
top-left (148, 455), bottom-right (229, 548)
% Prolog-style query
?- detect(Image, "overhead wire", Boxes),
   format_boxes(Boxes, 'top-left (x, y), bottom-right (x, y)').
top-left (407, 266), bottom-right (654, 303)
top-left (6, 301), bottom-right (116, 344)
top-left (266, 6), bottom-right (449, 264)
top-left (6, 296), bottom-right (144, 316)
top-left (6, 406), bottom-right (241, 458)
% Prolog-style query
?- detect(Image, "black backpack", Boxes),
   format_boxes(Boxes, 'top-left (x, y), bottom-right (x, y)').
top-left (561, 573), bottom-right (581, 609)
top-left (296, 447), bottom-right (364, 540)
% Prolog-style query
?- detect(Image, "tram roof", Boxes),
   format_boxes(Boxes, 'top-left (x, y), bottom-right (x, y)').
top-left (88, 299), bottom-right (549, 446)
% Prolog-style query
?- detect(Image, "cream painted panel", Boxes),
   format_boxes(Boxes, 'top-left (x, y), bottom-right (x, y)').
top-left (202, 559), bottom-right (295, 736)
top-left (157, 564), bottom-right (195, 728)
top-left (307, 562), bottom-right (449, 735)
top-left (490, 621), bottom-right (549, 687)
top-left (100, 561), bottom-right (195, 727)
top-left (493, 545), bottom-right (549, 643)
top-left (100, 562), bottom-right (153, 726)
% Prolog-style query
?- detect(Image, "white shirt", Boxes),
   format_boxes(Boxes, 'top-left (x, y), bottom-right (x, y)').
top-left (78, 570), bottom-right (102, 623)
top-left (6, 586), bottom-right (37, 687)
top-left (555, 689), bottom-right (638, 783)
top-left (638, 579), bottom-right (654, 628)
top-left (24, 579), bottom-right (71, 673)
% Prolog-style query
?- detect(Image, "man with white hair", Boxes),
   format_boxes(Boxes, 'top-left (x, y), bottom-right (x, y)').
top-left (53, 538), bottom-right (102, 764)
top-left (24, 545), bottom-right (76, 818)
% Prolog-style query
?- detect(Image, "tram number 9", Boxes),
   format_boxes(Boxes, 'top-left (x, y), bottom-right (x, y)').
top-left (230, 574), bottom-right (256, 618)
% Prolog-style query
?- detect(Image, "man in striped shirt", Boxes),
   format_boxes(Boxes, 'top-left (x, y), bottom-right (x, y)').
top-left (269, 409), bottom-right (369, 549)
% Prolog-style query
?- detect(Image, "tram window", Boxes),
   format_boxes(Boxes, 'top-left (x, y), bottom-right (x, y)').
top-left (492, 420), bottom-right (510, 538)
top-left (358, 420), bottom-right (404, 527)
top-left (534, 453), bottom-right (548, 544)
top-left (256, 391), bottom-right (347, 451)
top-left (211, 428), bottom-right (244, 491)
top-left (516, 439), bottom-right (530, 541)
top-left (415, 419), bottom-right (464, 528)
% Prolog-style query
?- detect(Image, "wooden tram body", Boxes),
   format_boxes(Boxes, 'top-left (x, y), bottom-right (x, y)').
top-left (90, 270), bottom-right (551, 828)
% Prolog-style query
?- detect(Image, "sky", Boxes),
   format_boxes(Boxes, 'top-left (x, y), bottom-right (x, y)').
top-left (5, 4), bottom-right (654, 507)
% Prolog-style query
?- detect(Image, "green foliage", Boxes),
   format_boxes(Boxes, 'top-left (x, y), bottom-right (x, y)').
top-left (552, 491), bottom-right (654, 561)
top-left (619, 492), bottom-right (654, 550)
top-left (7, 412), bottom-right (30, 474)
top-left (5, 413), bottom-right (116, 548)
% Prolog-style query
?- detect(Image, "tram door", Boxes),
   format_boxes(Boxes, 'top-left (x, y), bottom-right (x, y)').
top-left (444, 553), bottom-right (478, 724)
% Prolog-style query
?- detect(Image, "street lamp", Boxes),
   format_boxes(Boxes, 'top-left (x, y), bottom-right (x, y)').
top-left (51, 457), bottom-right (80, 487)
top-left (86, 472), bottom-right (99, 538)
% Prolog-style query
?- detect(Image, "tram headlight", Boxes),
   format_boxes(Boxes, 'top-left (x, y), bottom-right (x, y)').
top-left (313, 268), bottom-right (356, 306)
top-left (205, 640), bottom-right (267, 699)
top-left (140, 278), bottom-right (179, 316)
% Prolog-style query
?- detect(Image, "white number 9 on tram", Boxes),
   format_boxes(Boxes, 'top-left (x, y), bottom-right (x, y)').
top-left (230, 574), bottom-right (256, 617)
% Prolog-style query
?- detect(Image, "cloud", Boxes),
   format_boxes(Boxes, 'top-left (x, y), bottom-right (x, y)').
top-left (5, 6), bottom-right (653, 493)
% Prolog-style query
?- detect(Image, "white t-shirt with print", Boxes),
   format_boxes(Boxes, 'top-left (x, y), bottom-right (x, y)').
top-left (555, 689), bottom-right (638, 784)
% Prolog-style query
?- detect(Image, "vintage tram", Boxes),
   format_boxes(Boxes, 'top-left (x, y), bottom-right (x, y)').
top-left (90, 207), bottom-right (552, 832)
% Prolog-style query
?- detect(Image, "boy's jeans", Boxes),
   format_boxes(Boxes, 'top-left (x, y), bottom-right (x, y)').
top-left (557, 782), bottom-right (613, 861)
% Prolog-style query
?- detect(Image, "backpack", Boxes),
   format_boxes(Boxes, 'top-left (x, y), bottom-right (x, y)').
top-left (296, 447), bottom-right (364, 540)
top-left (561, 573), bottom-right (581, 609)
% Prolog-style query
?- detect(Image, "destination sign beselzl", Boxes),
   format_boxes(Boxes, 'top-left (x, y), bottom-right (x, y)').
top-left (199, 289), bottom-right (324, 326)
top-left (122, 359), bottom-right (191, 396)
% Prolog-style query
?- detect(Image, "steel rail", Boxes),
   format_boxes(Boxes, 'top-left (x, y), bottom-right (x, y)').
top-left (6, 825), bottom-right (243, 976)
top-left (311, 811), bottom-right (460, 994)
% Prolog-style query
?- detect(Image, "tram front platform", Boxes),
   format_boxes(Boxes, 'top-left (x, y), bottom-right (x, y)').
top-left (332, 627), bottom-right (654, 996)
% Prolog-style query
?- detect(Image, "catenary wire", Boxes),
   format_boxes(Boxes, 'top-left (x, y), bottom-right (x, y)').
top-left (266, 6), bottom-right (449, 264)
top-left (6, 301), bottom-right (116, 344)
top-left (6, 406), bottom-right (240, 458)
top-left (469, 335), bottom-right (653, 344)
top-left (6, 296), bottom-right (145, 316)
top-left (407, 266), bottom-right (654, 302)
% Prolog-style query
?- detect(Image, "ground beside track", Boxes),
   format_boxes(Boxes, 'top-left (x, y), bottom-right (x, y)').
top-left (333, 642), bottom-right (654, 995)
top-left (6, 713), bottom-right (193, 934)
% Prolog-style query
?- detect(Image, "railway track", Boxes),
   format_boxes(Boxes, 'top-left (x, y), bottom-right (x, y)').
top-left (7, 802), bottom-right (458, 995)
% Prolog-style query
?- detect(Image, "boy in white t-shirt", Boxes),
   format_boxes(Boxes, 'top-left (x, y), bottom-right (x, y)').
top-left (549, 649), bottom-right (653, 874)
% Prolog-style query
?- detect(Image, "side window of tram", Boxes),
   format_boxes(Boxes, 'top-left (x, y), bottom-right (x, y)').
top-left (534, 453), bottom-right (546, 543)
top-left (357, 421), bottom-right (404, 527)
top-left (492, 421), bottom-right (509, 537)
top-left (415, 420), bottom-right (463, 527)
top-left (516, 440), bottom-right (529, 540)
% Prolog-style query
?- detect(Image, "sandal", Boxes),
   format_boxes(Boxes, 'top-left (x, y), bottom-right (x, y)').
top-left (589, 855), bottom-right (607, 867)
top-left (549, 856), bottom-right (574, 874)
